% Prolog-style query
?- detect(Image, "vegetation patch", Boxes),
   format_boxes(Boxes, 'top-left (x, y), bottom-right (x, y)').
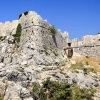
top-left (31, 83), bottom-right (46, 100)
top-left (17, 68), bottom-right (24, 73)
top-left (60, 61), bottom-right (66, 66)
top-left (53, 51), bottom-right (59, 56)
top-left (70, 62), bottom-right (95, 74)
top-left (72, 57), bottom-right (100, 73)
top-left (31, 78), bottom-right (95, 100)
top-left (49, 25), bottom-right (56, 35)
top-left (13, 23), bottom-right (22, 43)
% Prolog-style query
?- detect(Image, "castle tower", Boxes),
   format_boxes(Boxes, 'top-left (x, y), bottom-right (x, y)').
top-left (19, 11), bottom-right (58, 50)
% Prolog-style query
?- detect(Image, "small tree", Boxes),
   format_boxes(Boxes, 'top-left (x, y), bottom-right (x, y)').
top-left (13, 23), bottom-right (22, 43)
top-left (31, 78), bottom-right (95, 100)
top-left (50, 25), bottom-right (56, 35)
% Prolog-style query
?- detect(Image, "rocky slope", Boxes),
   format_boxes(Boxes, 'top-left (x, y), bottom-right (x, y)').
top-left (0, 11), bottom-right (100, 100)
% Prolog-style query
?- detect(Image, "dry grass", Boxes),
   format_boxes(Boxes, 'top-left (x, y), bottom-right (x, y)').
top-left (60, 57), bottom-right (100, 73)
top-left (72, 57), bottom-right (100, 73)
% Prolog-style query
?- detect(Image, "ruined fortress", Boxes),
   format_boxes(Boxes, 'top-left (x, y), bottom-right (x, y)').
top-left (0, 11), bottom-right (70, 66)
top-left (0, 11), bottom-right (100, 100)
top-left (0, 10), bottom-right (100, 66)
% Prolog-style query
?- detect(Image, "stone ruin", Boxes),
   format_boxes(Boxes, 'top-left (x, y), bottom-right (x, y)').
top-left (0, 11), bottom-right (100, 100)
top-left (0, 11), bottom-right (100, 63)
top-left (71, 34), bottom-right (100, 58)
top-left (0, 11), bottom-right (69, 66)
top-left (0, 10), bottom-right (100, 66)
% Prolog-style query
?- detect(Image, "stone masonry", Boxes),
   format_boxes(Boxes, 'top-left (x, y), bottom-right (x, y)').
top-left (72, 34), bottom-right (100, 58)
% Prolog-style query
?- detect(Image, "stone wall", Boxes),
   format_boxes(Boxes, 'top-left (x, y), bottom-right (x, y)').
top-left (0, 20), bottom-right (18, 37)
top-left (72, 34), bottom-right (100, 58)
top-left (0, 11), bottom-right (70, 65)
top-left (19, 11), bottom-right (68, 50)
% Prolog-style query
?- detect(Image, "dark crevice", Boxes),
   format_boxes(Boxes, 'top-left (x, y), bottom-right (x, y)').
top-left (52, 35), bottom-right (57, 47)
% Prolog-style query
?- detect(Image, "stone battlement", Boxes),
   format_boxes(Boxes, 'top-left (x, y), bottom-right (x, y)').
top-left (72, 34), bottom-right (100, 47)
top-left (72, 34), bottom-right (100, 58)
top-left (0, 20), bottom-right (18, 36)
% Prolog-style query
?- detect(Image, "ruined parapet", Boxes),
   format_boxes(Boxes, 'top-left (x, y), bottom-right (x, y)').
top-left (71, 38), bottom-right (79, 47)
top-left (94, 34), bottom-right (100, 45)
top-left (72, 34), bottom-right (100, 58)
top-left (78, 41), bottom-right (82, 47)
top-left (0, 20), bottom-right (18, 37)
top-left (81, 34), bottom-right (100, 46)
top-left (62, 32), bottom-right (70, 47)
top-left (82, 35), bottom-right (95, 46)
top-left (63, 32), bottom-right (69, 42)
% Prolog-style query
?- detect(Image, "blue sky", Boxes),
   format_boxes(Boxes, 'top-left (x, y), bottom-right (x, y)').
top-left (0, 0), bottom-right (100, 40)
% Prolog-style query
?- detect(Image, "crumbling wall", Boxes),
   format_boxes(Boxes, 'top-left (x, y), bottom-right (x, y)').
top-left (72, 34), bottom-right (100, 58)
top-left (19, 11), bottom-right (68, 50)
top-left (0, 20), bottom-right (18, 37)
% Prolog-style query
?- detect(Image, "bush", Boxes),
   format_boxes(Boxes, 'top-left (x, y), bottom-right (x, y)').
top-left (49, 25), bottom-right (56, 35)
top-left (0, 97), bottom-right (3, 100)
top-left (17, 68), bottom-right (24, 73)
top-left (43, 78), bottom-right (72, 100)
top-left (13, 23), bottom-right (22, 43)
top-left (31, 83), bottom-right (46, 100)
top-left (53, 51), bottom-right (59, 56)
top-left (72, 86), bottom-right (95, 100)
top-left (31, 78), bottom-right (95, 100)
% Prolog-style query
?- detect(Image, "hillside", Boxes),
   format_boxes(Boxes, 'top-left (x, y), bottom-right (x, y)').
top-left (0, 11), bottom-right (100, 100)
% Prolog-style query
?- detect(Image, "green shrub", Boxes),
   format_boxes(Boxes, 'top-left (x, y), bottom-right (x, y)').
top-left (0, 97), bottom-right (3, 100)
top-left (42, 78), bottom-right (72, 100)
top-left (50, 25), bottom-right (56, 35)
top-left (70, 62), bottom-right (84, 69)
top-left (53, 51), bottom-right (59, 56)
top-left (31, 78), bottom-right (95, 100)
top-left (13, 23), bottom-right (22, 43)
top-left (17, 68), bottom-right (24, 73)
top-left (84, 67), bottom-right (95, 74)
top-left (31, 83), bottom-right (46, 100)
top-left (71, 86), bottom-right (95, 100)
top-left (70, 62), bottom-right (95, 74)
top-left (60, 61), bottom-right (66, 66)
